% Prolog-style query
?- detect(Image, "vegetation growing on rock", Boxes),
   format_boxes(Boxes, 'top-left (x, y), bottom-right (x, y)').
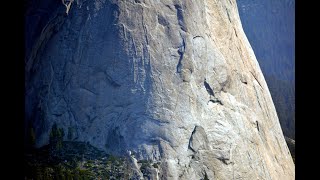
top-left (24, 141), bottom-right (135, 179)
top-left (24, 125), bottom-right (135, 180)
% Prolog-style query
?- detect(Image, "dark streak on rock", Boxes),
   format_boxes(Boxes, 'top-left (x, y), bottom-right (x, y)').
top-left (157, 14), bottom-right (169, 27)
top-left (250, 71), bottom-right (263, 90)
top-left (217, 157), bottom-right (230, 165)
top-left (208, 99), bottom-right (223, 105)
top-left (52, 113), bottom-right (63, 117)
top-left (80, 87), bottom-right (97, 95)
top-left (226, 9), bottom-right (232, 23)
top-left (88, 116), bottom-right (97, 124)
top-left (193, 35), bottom-right (203, 39)
top-left (104, 72), bottom-right (121, 87)
top-left (176, 38), bottom-right (186, 73)
top-left (174, 4), bottom-right (187, 32)
top-left (165, 5), bottom-right (174, 11)
top-left (203, 171), bottom-right (210, 180)
top-left (188, 126), bottom-right (198, 153)
top-left (204, 79), bottom-right (215, 96)
top-left (233, 27), bottom-right (238, 38)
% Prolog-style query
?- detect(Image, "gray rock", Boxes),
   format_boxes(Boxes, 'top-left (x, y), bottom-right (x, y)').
top-left (25, 0), bottom-right (295, 179)
top-left (188, 126), bottom-right (209, 152)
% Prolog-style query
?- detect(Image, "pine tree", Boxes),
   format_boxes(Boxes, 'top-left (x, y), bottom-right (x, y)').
top-left (49, 123), bottom-right (65, 154)
top-left (67, 127), bottom-right (73, 140)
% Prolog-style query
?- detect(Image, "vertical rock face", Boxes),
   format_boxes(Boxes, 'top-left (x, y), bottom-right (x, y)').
top-left (25, 0), bottom-right (295, 179)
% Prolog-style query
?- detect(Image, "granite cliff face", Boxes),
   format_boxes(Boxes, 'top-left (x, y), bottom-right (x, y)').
top-left (25, 0), bottom-right (295, 179)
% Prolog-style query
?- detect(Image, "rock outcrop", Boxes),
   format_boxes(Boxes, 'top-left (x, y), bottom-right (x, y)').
top-left (25, 0), bottom-right (295, 179)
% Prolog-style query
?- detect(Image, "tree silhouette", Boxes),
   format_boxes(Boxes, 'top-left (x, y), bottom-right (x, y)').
top-left (49, 123), bottom-right (65, 151)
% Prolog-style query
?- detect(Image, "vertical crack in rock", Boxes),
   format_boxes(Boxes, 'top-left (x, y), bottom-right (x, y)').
top-left (204, 79), bottom-right (214, 96)
top-left (188, 126), bottom-right (209, 153)
top-left (226, 9), bottom-right (232, 23)
top-left (250, 71), bottom-right (263, 90)
top-left (157, 14), bottom-right (169, 27)
top-left (174, 4), bottom-right (187, 32)
top-left (204, 79), bottom-right (223, 105)
top-left (233, 27), bottom-right (238, 38)
top-left (203, 171), bottom-right (210, 180)
top-left (176, 37), bottom-right (186, 73)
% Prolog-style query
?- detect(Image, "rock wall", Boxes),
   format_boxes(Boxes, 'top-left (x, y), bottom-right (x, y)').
top-left (25, 0), bottom-right (295, 179)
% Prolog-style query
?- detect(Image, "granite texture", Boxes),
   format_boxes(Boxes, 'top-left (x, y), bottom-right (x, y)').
top-left (25, 0), bottom-right (295, 179)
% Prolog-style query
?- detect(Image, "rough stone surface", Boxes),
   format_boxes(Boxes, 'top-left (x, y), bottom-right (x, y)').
top-left (25, 0), bottom-right (295, 179)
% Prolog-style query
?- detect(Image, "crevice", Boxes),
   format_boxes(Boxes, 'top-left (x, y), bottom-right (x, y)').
top-left (141, 11), bottom-right (149, 46)
top-left (174, 4), bottom-right (187, 32)
top-left (217, 157), bottom-right (230, 165)
top-left (188, 126), bottom-right (209, 155)
top-left (253, 85), bottom-right (263, 111)
top-left (87, 115), bottom-right (97, 124)
top-left (104, 71), bottom-right (121, 87)
top-left (188, 126), bottom-right (198, 153)
top-left (250, 71), bottom-right (263, 90)
top-left (176, 38), bottom-right (185, 73)
top-left (233, 27), bottom-right (238, 38)
top-left (203, 171), bottom-right (210, 180)
top-left (132, 37), bottom-right (138, 57)
top-left (52, 113), bottom-right (63, 117)
top-left (165, 5), bottom-right (174, 11)
top-left (193, 35), bottom-right (203, 39)
top-left (157, 14), bottom-right (169, 27)
top-left (256, 121), bottom-right (260, 132)
top-left (226, 9), bottom-right (231, 23)
top-left (208, 99), bottom-right (223, 105)
top-left (204, 79), bottom-right (214, 96)
top-left (204, 79), bottom-right (223, 105)
top-left (80, 87), bottom-right (97, 95)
